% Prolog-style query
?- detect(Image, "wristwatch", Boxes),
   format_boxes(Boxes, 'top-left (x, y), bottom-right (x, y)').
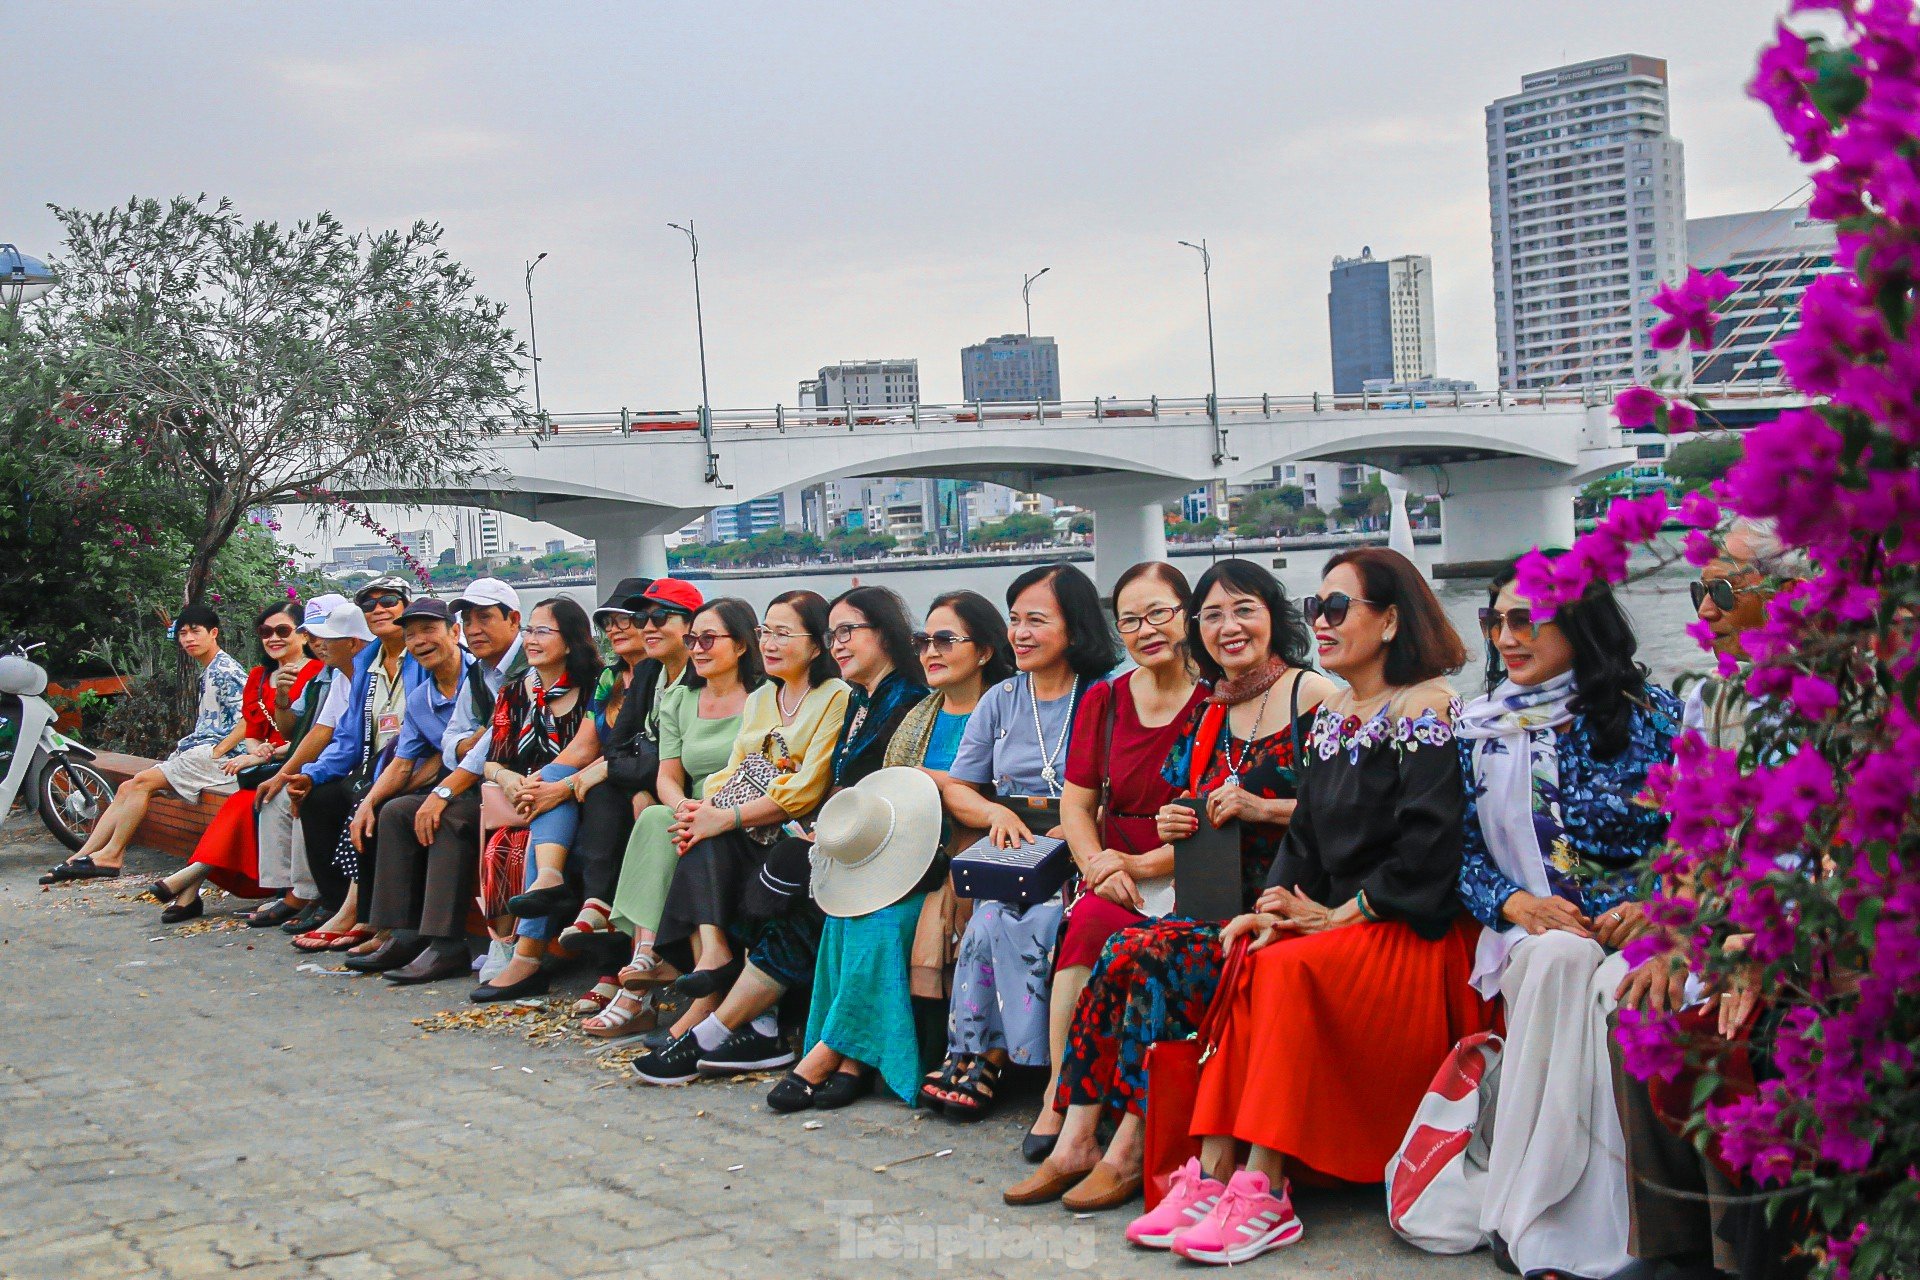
top-left (432, 785), bottom-right (455, 801)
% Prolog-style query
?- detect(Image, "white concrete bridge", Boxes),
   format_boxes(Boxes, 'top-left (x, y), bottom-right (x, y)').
top-left (353, 385), bottom-right (1801, 595)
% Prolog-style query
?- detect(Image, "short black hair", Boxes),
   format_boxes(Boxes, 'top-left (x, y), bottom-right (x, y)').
top-left (929, 589), bottom-right (1016, 686)
top-left (176, 602), bottom-right (220, 633)
top-left (1185, 559), bottom-right (1312, 685)
top-left (1005, 563), bottom-right (1120, 681)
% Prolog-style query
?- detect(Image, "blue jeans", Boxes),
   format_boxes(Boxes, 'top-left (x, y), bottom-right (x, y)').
top-left (519, 763), bottom-right (580, 940)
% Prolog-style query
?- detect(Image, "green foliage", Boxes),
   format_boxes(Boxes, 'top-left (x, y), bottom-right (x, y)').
top-left (971, 512), bottom-right (1056, 546)
top-left (1662, 434), bottom-right (1745, 493)
top-left (1168, 516), bottom-right (1222, 539)
top-left (1231, 485), bottom-right (1315, 537)
top-left (825, 528), bottom-right (897, 561)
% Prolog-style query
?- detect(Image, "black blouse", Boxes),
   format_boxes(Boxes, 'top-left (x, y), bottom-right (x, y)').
top-left (1264, 682), bottom-right (1466, 940)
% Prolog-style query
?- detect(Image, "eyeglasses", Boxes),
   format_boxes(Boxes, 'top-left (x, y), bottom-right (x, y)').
top-left (359, 594), bottom-right (406, 610)
top-left (755, 625), bottom-right (804, 642)
top-left (827, 622), bottom-right (875, 646)
top-left (256, 623), bottom-right (295, 640)
top-left (637, 608), bottom-right (688, 629)
top-left (1197, 602), bottom-right (1264, 629)
top-left (912, 631), bottom-right (974, 655)
top-left (1302, 592), bottom-right (1382, 628)
top-left (1478, 606), bottom-right (1539, 642)
top-left (521, 625), bottom-right (560, 639)
top-left (1691, 579), bottom-right (1765, 612)
top-left (1116, 605), bottom-right (1181, 634)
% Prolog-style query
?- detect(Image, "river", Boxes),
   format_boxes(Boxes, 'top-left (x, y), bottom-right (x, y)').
top-left (554, 545), bottom-right (1709, 695)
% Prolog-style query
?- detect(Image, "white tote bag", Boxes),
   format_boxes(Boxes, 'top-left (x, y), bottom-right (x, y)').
top-left (1384, 1030), bottom-right (1503, 1254)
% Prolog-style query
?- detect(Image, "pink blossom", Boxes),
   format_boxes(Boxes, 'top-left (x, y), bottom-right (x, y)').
top-left (1647, 268), bottom-right (1738, 350)
top-left (1613, 386), bottom-right (1666, 428)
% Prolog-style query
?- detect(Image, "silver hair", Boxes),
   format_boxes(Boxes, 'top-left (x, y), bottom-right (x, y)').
top-left (1721, 516), bottom-right (1811, 581)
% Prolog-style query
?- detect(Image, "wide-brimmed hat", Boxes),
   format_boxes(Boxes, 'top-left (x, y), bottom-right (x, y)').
top-left (809, 767), bottom-right (943, 918)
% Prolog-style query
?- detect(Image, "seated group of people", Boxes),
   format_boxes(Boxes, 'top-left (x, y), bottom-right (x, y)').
top-left (42, 528), bottom-right (1799, 1278)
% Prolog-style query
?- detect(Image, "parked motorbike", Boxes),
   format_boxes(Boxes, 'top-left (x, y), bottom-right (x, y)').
top-left (0, 641), bottom-right (116, 851)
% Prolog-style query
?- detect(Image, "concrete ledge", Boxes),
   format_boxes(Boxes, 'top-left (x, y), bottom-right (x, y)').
top-left (93, 750), bottom-right (223, 860)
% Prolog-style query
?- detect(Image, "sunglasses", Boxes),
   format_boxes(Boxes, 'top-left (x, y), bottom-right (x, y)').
top-left (1303, 592), bottom-right (1382, 628)
top-left (1479, 607), bottom-right (1539, 642)
top-left (637, 607), bottom-right (688, 629)
top-left (1690, 579), bottom-right (1764, 612)
top-left (257, 623), bottom-right (295, 640)
top-left (827, 622), bottom-right (875, 646)
top-left (358, 593), bottom-right (406, 610)
top-left (687, 631), bottom-right (734, 652)
top-left (1116, 605), bottom-right (1180, 634)
top-left (911, 630), bottom-right (974, 655)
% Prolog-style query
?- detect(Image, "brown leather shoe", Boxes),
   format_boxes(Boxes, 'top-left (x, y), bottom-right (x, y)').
top-left (1003, 1157), bottom-right (1095, 1207)
top-left (1059, 1161), bottom-right (1144, 1212)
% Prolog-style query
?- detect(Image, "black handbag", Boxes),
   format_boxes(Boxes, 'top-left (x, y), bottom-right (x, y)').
top-left (602, 662), bottom-right (664, 794)
top-left (235, 758), bottom-right (281, 790)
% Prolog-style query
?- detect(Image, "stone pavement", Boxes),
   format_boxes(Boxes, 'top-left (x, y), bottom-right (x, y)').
top-left (0, 824), bottom-right (1495, 1280)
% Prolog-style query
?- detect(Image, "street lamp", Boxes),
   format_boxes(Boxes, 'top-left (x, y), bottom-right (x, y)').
top-left (1178, 238), bottom-right (1227, 466)
top-left (1022, 266), bottom-right (1050, 336)
top-left (668, 220), bottom-right (720, 485)
top-left (524, 251), bottom-right (548, 420)
top-left (1, 244), bottom-right (58, 313)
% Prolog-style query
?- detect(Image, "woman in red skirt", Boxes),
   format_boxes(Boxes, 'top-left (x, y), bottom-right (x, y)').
top-left (1133, 548), bottom-right (1494, 1266)
top-left (150, 601), bottom-right (321, 920)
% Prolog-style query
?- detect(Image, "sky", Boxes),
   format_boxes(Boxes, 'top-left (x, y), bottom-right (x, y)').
top-left (6, 0), bottom-right (1810, 556)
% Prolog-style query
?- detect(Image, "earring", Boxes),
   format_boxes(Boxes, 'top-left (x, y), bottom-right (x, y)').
top-left (1382, 630), bottom-right (1396, 642)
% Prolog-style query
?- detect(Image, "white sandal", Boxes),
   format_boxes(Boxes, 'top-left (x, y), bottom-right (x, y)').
top-left (583, 991), bottom-right (655, 1039)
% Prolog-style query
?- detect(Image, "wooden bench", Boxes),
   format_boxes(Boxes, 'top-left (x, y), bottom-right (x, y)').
top-left (93, 750), bottom-right (225, 859)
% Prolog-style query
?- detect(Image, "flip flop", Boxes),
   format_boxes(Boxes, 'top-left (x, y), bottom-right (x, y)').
top-left (327, 928), bottom-right (378, 952)
top-left (292, 929), bottom-right (359, 952)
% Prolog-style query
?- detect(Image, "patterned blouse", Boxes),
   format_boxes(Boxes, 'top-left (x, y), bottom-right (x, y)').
top-left (177, 651), bottom-right (250, 755)
top-left (1456, 685), bottom-right (1682, 930)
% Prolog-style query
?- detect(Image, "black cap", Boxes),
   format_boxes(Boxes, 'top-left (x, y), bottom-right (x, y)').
top-left (399, 597), bottom-right (455, 626)
top-left (594, 576), bottom-right (654, 618)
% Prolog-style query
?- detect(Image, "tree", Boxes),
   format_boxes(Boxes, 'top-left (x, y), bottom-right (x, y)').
top-left (1577, 472), bottom-right (1633, 518)
top-left (437, 547), bottom-right (456, 566)
top-left (971, 512), bottom-right (1055, 546)
top-left (826, 528), bottom-right (897, 561)
top-left (42, 195), bottom-right (527, 603)
top-left (1661, 434), bottom-right (1744, 493)
top-left (1066, 513), bottom-right (1094, 537)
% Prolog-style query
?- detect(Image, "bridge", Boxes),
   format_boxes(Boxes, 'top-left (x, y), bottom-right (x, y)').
top-left (367, 384), bottom-right (1800, 597)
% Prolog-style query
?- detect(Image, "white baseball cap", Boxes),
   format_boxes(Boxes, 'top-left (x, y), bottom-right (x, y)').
top-left (300, 594), bottom-right (349, 632)
top-left (453, 577), bottom-right (521, 615)
top-left (305, 601), bottom-right (376, 642)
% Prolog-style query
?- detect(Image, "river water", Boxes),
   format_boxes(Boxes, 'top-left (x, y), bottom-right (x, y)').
top-left (556, 545), bottom-right (1709, 695)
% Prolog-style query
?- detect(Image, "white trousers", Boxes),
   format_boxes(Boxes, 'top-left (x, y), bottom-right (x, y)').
top-left (1481, 930), bottom-right (1632, 1279)
top-left (254, 788), bottom-right (318, 900)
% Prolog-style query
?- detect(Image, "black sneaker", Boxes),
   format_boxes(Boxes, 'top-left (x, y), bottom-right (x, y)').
top-left (631, 1032), bottom-right (702, 1085)
top-left (696, 1025), bottom-right (796, 1075)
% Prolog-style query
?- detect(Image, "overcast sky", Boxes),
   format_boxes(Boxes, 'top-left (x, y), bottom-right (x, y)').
top-left (8, 1), bottom-right (1808, 554)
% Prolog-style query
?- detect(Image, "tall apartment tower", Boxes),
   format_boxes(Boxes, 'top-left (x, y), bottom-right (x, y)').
top-left (1487, 54), bottom-right (1688, 389)
top-left (1327, 249), bottom-right (1436, 393)
top-left (814, 359), bottom-right (920, 407)
top-left (961, 334), bottom-right (1062, 402)
top-left (1687, 207), bottom-right (1836, 383)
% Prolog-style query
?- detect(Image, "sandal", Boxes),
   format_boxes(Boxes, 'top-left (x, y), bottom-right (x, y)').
top-left (583, 991), bottom-right (656, 1040)
top-left (559, 899), bottom-right (615, 947)
top-left (40, 856), bottom-right (121, 884)
top-left (941, 1055), bottom-right (1002, 1120)
top-left (618, 950), bottom-right (680, 991)
top-left (246, 900), bottom-right (301, 928)
top-left (919, 1054), bottom-right (967, 1112)
top-left (292, 929), bottom-right (359, 952)
top-left (573, 977), bottom-right (619, 1017)
top-left (328, 928), bottom-right (377, 953)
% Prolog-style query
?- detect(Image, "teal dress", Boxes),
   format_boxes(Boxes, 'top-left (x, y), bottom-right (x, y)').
top-left (804, 708), bottom-right (970, 1104)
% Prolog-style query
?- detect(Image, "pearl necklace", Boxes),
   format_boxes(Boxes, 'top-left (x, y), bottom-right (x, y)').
top-left (776, 680), bottom-right (808, 722)
top-left (1028, 673), bottom-right (1078, 797)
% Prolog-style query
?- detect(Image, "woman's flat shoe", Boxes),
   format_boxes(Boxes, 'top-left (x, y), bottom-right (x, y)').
top-left (1022, 1129), bottom-right (1059, 1164)
top-left (160, 898), bottom-right (204, 925)
top-left (1003, 1157), bottom-right (1094, 1207)
top-left (1059, 1162), bottom-right (1144, 1212)
top-left (812, 1069), bottom-right (874, 1111)
top-left (470, 968), bottom-right (551, 1003)
top-left (505, 883), bottom-right (573, 919)
top-left (767, 1071), bottom-right (820, 1113)
top-left (147, 879), bottom-right (178, 905)
top-left (671, 956), bottom-right (743, 999)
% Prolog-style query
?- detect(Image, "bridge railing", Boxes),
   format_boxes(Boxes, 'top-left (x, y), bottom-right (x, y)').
top-left (513, 383), bottom-right (1800, 439)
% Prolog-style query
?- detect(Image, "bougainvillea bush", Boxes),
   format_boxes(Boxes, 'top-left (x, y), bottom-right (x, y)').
top-left (1519, 5), bottom-right (1920, 1275)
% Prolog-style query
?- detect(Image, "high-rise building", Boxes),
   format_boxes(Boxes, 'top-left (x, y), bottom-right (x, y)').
top-left (1327, 250), bottom-right (1435, 393)
top-left (1487, 54), bottom-right (1688, 389)
top-left (708, 495), bottom-right (786, 543)
top-left (961, 334), bottom-right (1061, 402)
top-left (814, 359), bottom-right (920, 407)
top-left (1686, 207), bottom-right (1836, 383)
top-left (395, 529), bottom-right (434, 563)
top-left (454, 508), bottom-right (504, 563)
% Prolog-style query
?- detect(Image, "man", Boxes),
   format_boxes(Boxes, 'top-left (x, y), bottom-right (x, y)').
top-left (367, 577), bottom-right (523, 985)
top-left (42, 602), bottom-right (248, 882)
top-left (346, 597), bottom-right (474, 974)
top-left (247, 594), bottom-right (347, 930)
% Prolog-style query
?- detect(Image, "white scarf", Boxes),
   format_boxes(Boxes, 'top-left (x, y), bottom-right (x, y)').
top-left (1455, 671), bottom-right (1577, 998)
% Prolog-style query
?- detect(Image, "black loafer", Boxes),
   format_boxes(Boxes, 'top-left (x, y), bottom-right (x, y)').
top-left (812, 1069), bottom-right (874, 1111)
top-left (1022, 1129), bottom-right (1060, 1164)
top-left (147, 879), bottom-right (177, 905)
top-left (766, 1070), bottom-right (820, 1112)
top-left (469, 968), bottom-right (550, 1003)
top-left (383, 947), bottom-right (473, 986)
top-left (505, 883), bottom-right (574, 918)
top-left (671, 956), bottom-right (744, 1000)
top-left (160, 898), bottom-right (204, 925)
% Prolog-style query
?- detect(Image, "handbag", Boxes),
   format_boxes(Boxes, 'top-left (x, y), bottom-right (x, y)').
top-left (603, 662), bottom-right (663, 793)
top-left (1141, 934), bottom-right (1250, 1210)
top-left (949, 831), bottom-right (1073, 908)
top-left (1384, 1030), bottom-right (1504, 1253)
top-left (478, 826), bottom-right (529, 920)
top-left (706, 730), bottom-right (788, 845)
top-left (235, 757), bottom-right (282, 790)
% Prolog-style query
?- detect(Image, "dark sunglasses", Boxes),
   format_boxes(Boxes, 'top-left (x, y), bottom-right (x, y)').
top-left (911, 630), bottom-right (974, 655)
top-left (1479, 607), bottom-right (1539, 642)
top-left (256, 623), bottom-right (295, 640)
top-left (637, 607), bottom-right (689, 628)
top-left (1690, 579), bottom-right (1763, 612)
top-left (358, 593), bottom-right (406, 610)
top-left (686, 631), bottom-right (733, 652)
top-left (1302, 592), bottom-right (1382, 628)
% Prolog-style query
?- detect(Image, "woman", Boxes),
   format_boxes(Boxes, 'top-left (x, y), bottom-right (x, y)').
top-left (1009, 559), bottom-right (1330, 1211)
top-left (649, 590), bottom-right (848, 1017)
top-left (469, 597), bottom-right (599, 1002)
top-left (587, 598), bottom-right (762, 1037)
top-left (1143, 548), bottom-right (1490, 1266)
top-left (922, 563), bottom-right (1120, 1131)
top-left (1453, 560), bottom-right (1680, 1280)
top-left (149, 602), bottom-right (322, 921)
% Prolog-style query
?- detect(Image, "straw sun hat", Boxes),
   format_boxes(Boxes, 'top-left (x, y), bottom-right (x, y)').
top-left (808, 766), bottom-right (943, 918)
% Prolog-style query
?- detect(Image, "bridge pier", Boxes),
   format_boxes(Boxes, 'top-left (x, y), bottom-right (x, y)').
top-left (1405, 458), bottom-right (1579, 579)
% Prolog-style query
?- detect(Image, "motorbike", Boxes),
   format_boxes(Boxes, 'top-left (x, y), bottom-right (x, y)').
top-left (0, 641), bottom-right (116, 851)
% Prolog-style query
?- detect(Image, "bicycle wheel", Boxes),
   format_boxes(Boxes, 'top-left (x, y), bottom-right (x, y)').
top-left (38, 757), bottom-right (114, 851)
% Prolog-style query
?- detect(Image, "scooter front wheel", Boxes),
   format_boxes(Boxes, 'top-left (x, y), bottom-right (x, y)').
top-left (38, 757), bottom-right (114, 851)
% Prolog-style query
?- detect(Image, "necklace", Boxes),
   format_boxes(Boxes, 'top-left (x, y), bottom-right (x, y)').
top-left (1222, 680), bottom-right (1275, 787)
top-left (776, 680), bottom-right (808, 721)
top-left (1028, 673), bottom-right (1078, 796)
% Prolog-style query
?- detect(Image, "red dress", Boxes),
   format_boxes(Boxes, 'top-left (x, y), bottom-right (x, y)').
top-left (1056, 673), bottom-right (1206, 970)
top-left (190, 660), bottom-right (322, 897)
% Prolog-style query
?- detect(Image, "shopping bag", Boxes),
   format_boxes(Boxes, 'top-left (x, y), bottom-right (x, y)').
top-left (1384, 1030), bottom-right (1504, 1253)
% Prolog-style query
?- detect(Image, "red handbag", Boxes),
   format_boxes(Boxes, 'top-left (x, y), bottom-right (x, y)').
top-left (1140, 935), bottom-right (1250, 1210)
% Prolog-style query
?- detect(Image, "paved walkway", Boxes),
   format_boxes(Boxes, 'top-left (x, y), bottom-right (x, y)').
top-left (0, 824), bottom-right (1492, 1279)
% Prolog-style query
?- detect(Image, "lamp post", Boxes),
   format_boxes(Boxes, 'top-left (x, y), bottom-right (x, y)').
top-left (668, 221), bottom-right (720, 485)
top-left (523, 251), bottom-right (548, 420)
top-left (1022, 266), bottom-right (1050, 336)
top-left (1178, 238), bottom-right (1227, 466)
top-left (1, 244), bottom-right (58, 314)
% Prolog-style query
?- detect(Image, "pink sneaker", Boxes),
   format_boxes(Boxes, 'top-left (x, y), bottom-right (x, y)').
top-left (1124, 1158), bottom-right (1225, 1249)
top-left (1169, 1169), bottom-right (1303, 1265)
